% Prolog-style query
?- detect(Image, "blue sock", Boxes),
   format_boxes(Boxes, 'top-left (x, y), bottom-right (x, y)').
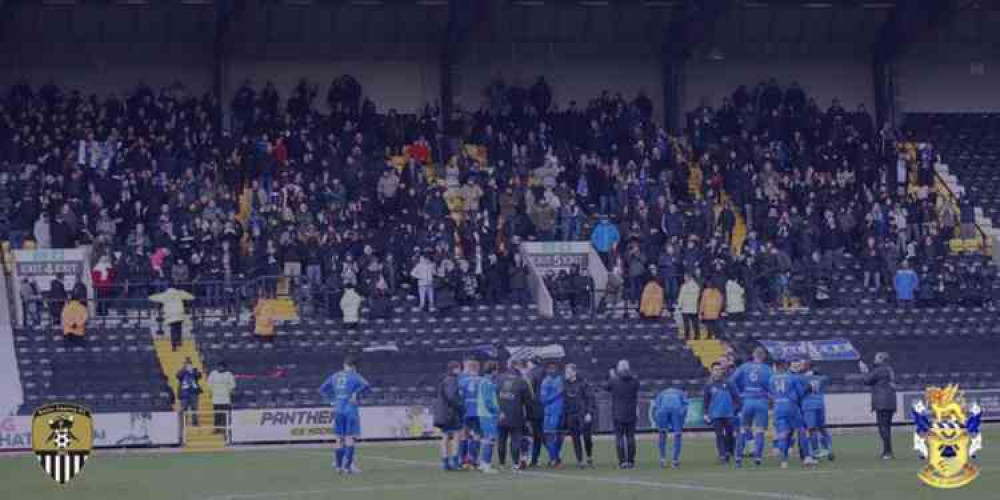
top-left (483, 442), bottom-right (494, 466)
top-left (778, 435), bottom-right (790, 461)
top-left (554, 434), bottom-right (563, 461)
top-left (442, 457), bottom-right (451, 470)
top-left (344, 446), bottom-right (356, 470)
top-left (753, 431), bottom-right (765, 460)
top-left (798, 431), bottom-right (812, 460)
top-left (672, 432), bottom-right (683, 462)
top-left (820, 429), bottom-right (832, 452)
top-left (451, 454), bottom-right (461, 469)
top-left (809, 430), bottom-right (820, 456)
top-left (470, 440), bottom-right (481, 465)
top-left (335, 448), bottom-right (345, 469)
top-left (544, 434), bottom-right (555, 461)
top-left (657, 432), bottom-right (667, 461)
top-left (458, 439), bottom-right (469, 463)
top-left (735, 429), bottom-right (745, 460)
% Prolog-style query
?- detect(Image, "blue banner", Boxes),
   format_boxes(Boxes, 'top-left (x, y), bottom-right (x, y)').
top-left (759, 339), bottom-right (859, 362)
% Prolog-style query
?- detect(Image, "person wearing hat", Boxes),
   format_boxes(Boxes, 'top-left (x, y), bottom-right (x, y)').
top-left (176, 357), bottom-right (203, 427)
top-left (207, 362), bottom-right (236, 434)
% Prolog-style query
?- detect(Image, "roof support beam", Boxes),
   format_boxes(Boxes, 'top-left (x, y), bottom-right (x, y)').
top-left (661, 0), bottom-right (731, 131)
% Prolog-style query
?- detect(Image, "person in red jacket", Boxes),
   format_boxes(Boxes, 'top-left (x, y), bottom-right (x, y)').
top-left (91, 255), bottom-right (115, 316)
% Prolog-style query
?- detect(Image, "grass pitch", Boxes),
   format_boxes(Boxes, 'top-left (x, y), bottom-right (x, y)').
top-left (1, 428), bottom-right (995, 500)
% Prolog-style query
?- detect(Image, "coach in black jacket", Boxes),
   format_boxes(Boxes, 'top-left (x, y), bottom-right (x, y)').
top-left (606, 360), bottom-right (640, 469)
top-left (497, 360), bottom-right (532, 469)
top-left (563, 363), bottom-right (596, 468)
top-left (433, 361), bottom-right (463, 470)
top-left (860, 352), bottom-right (897, 459)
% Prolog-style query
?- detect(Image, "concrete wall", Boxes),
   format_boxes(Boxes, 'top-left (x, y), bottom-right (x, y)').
top-left (684, 57), bottom-right (875, 112)
top-left (898, 44), bottom-right (1000, 113)
top-left (454, 42), bottom-right (661, 118)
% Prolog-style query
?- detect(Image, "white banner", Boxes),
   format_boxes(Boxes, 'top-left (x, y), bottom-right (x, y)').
top-left (0, 412), bottom-right (180, 450)
top-left (231, 406), bottom-right (437, 444)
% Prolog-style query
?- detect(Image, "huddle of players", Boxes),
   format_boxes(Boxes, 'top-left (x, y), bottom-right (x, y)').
top-left (652, 346), bottom-right (835, 469)
top-left (434, 358), bottom-right (596, 473)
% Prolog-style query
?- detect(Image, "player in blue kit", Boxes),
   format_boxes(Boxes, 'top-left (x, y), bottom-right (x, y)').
top-left (771, 359), bottom-right (817, 468)
top-left (459, 359), bottom-right (483, 468)
top-left (650, 385), bottom-right (688, 468)
top-left (802, 361), bottom-right (834, 461)
top-left (729, 347), bottom-right (772, 467)
top-left (540, 362), bottom-right (565, 467)
top-left (476, 361), bottom-right (501, 474)
top-left (318, 357), bottom-right (371, 475)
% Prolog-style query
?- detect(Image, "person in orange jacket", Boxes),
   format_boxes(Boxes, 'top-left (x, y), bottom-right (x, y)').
top-left (699, 284), bottom-right (725, 339)
top-left (62, 299), bottom-right (88, 344)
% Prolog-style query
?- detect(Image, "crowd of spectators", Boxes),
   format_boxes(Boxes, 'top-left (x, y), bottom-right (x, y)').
top-left (0, 75), bottom-right (993, 328)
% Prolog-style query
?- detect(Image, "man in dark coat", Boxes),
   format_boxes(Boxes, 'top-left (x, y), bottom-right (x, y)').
top-left (860, 352), bottom-right (897, 459)
top-left (562, 363), bottom-right (596, 468)
top-left (497, 359), bottom-right (532, 470)
top-left (606, 359), bottom-right (640, 469)
top-left (433, 360), bottom-right (463, 470)
top-left (48, 273), bottom-right (67, 326)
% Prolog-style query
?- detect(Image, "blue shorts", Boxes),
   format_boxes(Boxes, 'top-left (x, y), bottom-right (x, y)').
top-left (334, 413), bottom-right (361, 437)
top-left (774, 412), bottom-right (805, 436)
top-left (463, 416), bottom-right (482, 436)
top-left (479, 417), bottom-right (498, 440)
top-left (741, 400), bottom-right (769, 429)
top-left (803, 408), bottom-right (826, 429)
top-left (655, 408), bottom-right (686, 433)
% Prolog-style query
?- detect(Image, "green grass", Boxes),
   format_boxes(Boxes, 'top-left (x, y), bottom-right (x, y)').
top-left (2, 428), bottom-right (995, 500)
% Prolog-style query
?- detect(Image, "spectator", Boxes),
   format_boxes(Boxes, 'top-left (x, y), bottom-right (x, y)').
top-left (411, 254), bottom-right (436, 312)
top-left (20, 278), bottom-right (41, 326)
top-left (894, 260), bottom-right (918, 306)
top-left (207, 362), bottom-right (236, 434)
top-left (253, 298), bottom-right (275, 341)
top-left (508, 254), bottom-right (531, 305)
top-left (678, 274), bottom-right (701, 340)
top-left (340, 283), bottom-right (363, 329)
top-left (699, 284), bottom-right (724, 339)
top-left (176, 358), bottom-right (203, 427)
top-left (590, 216), bottom-right (619, 264)
top-left (61, 298), bottom-right (87, 344)
top-left (724, 278), bottom-right (745, 319)
top-left (639, 273), bottom-right (664, 319)
top-left (91, 255), bottom-right (115, 316)
top-left (151, 288), bottom-right (195, 351)
top-left (48, 273), bottom-right (67, 326)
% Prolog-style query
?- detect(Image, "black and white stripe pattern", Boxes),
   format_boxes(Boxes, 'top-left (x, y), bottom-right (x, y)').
top-left (36, 453), bottom-right (87, 484)
top-left (933, 419), bottom-right (965, 431)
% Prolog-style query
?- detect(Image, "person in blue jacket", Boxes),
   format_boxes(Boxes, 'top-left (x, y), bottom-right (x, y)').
top-left (650, 385), bottom-right (688, 468)
top-left (540, 362), bottom-right (565, 467)
top-left (894, 260), bottom-right (919, 305)
top-left (703, 362), bottom-right (741, 464)
top-left (318, 357), bottom-right (371, 475)
top-left (729, 347), bottom-right (772, 467)
top-left (802, 361), bottom-right (834, 461)
top-left (459, 359), bottom-right (483, 468)
top-left (590, 216), bottom-right (619, 262)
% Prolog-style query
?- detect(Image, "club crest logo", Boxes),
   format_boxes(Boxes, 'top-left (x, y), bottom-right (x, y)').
top-left (912, 385), bottom-right (983, 489)
top-left (31, 403), bottom-right (93, 485)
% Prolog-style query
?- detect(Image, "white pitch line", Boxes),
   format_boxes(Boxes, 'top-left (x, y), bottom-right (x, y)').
top-left (365, 456), bottom-right (830, 500)
top-left (203, 477), bottom-right (543, 500)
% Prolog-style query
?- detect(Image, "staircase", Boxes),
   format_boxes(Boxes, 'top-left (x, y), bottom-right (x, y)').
top-left (687, 338), bottom-right (727, 371)
top-left (152, 337), bottom-right (226, 451)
